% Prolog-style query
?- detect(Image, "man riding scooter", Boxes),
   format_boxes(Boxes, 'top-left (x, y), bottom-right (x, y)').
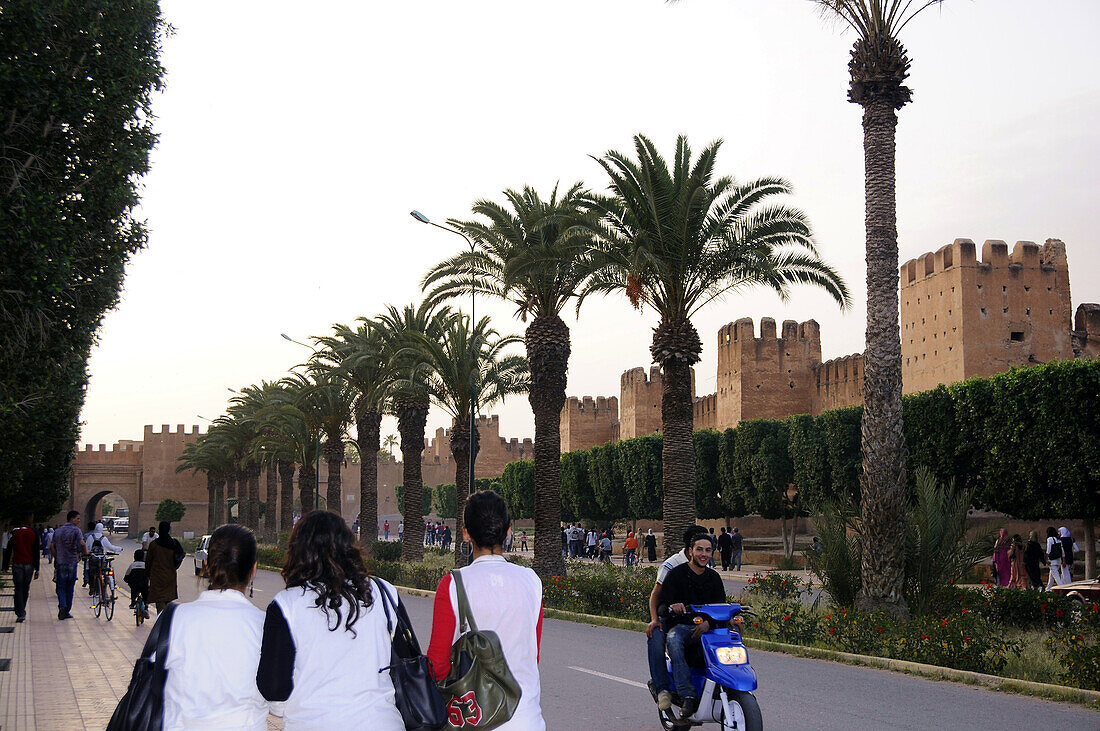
top-left (649, 529), bottom-right (726, 720)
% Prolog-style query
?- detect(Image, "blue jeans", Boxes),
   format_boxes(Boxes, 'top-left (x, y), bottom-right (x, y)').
top-left (731, 550), bottom-right (742, 571)
top-left (664, 624), bottom-right (699, 699)
top-left (56, 562), bottom-right (78, 612)
top-left (647, 621), bottom-right (670, 693)
top-left (12, 565), bottom-right (34, 619)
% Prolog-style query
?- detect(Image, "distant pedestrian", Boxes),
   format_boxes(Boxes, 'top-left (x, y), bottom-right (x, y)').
top-left (1023, 531), bottom-right (1046, 590)
top-left (1045, 526), bottom-right (1065, 589)
top-left (716, 528), bottom-right (732, 570)
top-left (383, 519), bottom-right (390, 541)
top-left (812, 536), bottom-right (823, 554)
top-left (9, 514), bottom-right (39, 623)
top-left (441, 525), bottom-right (452, 551)
top-left (599, 533), bottom-right (612, 564)
top-left (586, 529), bottom-right (598, 559)
top-left (644, 529), bottom-right (657, 563)
top-left (1008, 534), bottom-right (1026, 588)
top-left (147, 521), bottom-right (185, 612)
top-left (50, 510), bottom-right (88, 620)
top-left (708, 528), bottom-right (718, 567)
top-left (398, 521), bottom-right (404, 541)
top-left (141, 525), bottom-right (158, 550)
top-left (729, 527), bottom-right (744, 571)
top-left (520, 531), bottom-right (529, 552)
top-left (624, 531), bottom-right (638, 567)
top-left (1058, 527), bottom-right (1078, 584)
top-left (992, 528), bottom-right (1011, 587)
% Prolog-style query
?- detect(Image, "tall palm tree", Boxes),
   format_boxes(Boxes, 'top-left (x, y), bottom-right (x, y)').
top-left (813, 0), bottom-right (942, 616)
top-left (176, 432), bottom-right (232, 532)
top-left (584, 134), bottom-right (850, 557)
top-left (423, 183), bottom-right (596, 578)
top-left (314, 322), bottom-right (398, 548)
top-left (382, 434), bottom-right (398, 458)
top-left (266, 374), bottom-right (325, 515)
top-left (230, 381), bottom-right (286, 539)
top-left (206, 414), bottom-right (259, 529)
top-left (407, 313), bottom-right (529, 564)
top-left (375, 302), bottom-right (453, 561)
top-left (301, 368), bottom-right (356, 516)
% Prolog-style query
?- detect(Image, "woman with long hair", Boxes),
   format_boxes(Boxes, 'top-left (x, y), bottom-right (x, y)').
top-left (162, 524), bottom-right (270, 729)
top-left (427, 490), bottom-right (545, 730)
top-left (257, 511), bottom-right (403, 728)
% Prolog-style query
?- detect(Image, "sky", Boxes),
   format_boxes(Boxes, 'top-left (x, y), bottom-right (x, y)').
top-left (78, 0), bottom-right (1100, 448)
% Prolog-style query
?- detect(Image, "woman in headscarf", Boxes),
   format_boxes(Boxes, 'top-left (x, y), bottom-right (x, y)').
top-left (1058, 526), bottom-right (1078, 584)
top-left (644, 529), bottom-right (658, 563)
top-left (1007, 534), bottom-right (1026, 588)
top-left (146, 520), bottom-right (185, 612)
top-left (1023, 530), bottom-right (1046, 590)
top-left (992, 528), bottom-right (1012, 586)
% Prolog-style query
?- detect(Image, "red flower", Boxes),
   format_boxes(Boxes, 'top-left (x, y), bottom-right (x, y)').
top-left (841, 609), bottom-right (847, 614)
top-left (825, 614), bottom-right (833, 620)
top-left (941, 619), bottom-right (949, 626)
top-left (981, 580), bottom-right (988, 585)
top-left (876, 628), bottom-right (885, 633)
top-left (782, 615), bottom-right (790, 621)
top-left (960, 608), bottom-right (967, 614)
top-left (921, 634), bottom-right (930, 640)
top-left (1040, 603), bottom-right (1047, 611)
top-left (752, 622), bottom-right (759, 627)
top-left (964, 637), bottom-right (971, 643)
top-left (619, 597), bottom-right (624, 603)
top-left (1055, 608), bottom-right (1063, 617)
top-left (828, 627), bottom-right (836, 635)
top-left (1091, 603), bottom-right (1097, 613)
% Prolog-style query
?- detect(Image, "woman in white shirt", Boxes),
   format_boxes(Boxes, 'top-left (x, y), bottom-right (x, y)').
top-left (427, 490), bottom-right (546, 730)
top-left (162, 524), bottom-right (270, 730)
top-left (257, 510), bottom-right (403, 729)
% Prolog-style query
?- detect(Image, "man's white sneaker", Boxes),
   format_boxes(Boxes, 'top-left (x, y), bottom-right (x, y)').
top-left (657, 690), bottom-right (673, 711)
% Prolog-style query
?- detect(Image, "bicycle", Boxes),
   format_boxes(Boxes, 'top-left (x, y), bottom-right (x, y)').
top-left (88, 553), bottom-right (118, 621)
top-left (132, 592), bottom-right (149, 626)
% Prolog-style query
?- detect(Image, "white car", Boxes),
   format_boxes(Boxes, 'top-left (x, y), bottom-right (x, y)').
top-left (112, 517), bottom-right (129, 534)
top-left (194, 534), bottom-right (212, 575)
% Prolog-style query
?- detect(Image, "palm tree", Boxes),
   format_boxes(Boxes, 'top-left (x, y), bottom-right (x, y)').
top-left (206, 414), bottom-right (259, 529)
top-left (423, 183), bottom-right (596, 578)
top-left (407, 313), bottom-right (529, 564)
top-left (314, 322), bottom-right (398, 548)
top-left (230, 381), bottom-right (286, 539)
top-left (584, 134), bottom-right (850, 558)
top-left (301, 368), bottom-right (356, 516)
top-left (813, 0), bottom-right (942, 616)
top-left (375, 302), bottom-right (453, 561)
top-left (176, 432), bottom-right (232, 532)
top-left (382, 434), bottom-right (398, 458)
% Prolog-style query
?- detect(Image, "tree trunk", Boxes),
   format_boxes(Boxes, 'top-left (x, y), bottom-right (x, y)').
top-left (213, 475), bottom-right (225, 528)
top-left (449, 419), bottom-right (481, 568)
top-left (1084, 517), bottom-right (1096, 580)
top-left (357, 409), bottom-right (382, 549)
top-left (299, 462), bottom-right (316, 514)
top-left (237, 469), bottom-right (249, 526)
top-left (396, 396), bottom-right (428, 562)
top-left (323, 437), bottom-right (344, 518)
top-left (277, 460), bottom-right (295, 535)
top-left (246, 465), bottom-right (260, 532)
top-left (526, 315), bottom-right (570, 578)
top-left (206, 474), bottom-right (217, 533)
top-left (660, 358), bottom-right (697, 559)
top-left (855, 94), bottom-right (909, 619)
top-left (263, 465), bottom-right (278, 543)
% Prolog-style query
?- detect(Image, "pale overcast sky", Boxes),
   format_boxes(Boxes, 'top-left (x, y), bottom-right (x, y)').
top-left (79, 0), bottom-right (1100, 448)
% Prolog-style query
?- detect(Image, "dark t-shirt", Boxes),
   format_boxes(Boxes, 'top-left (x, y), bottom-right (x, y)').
top-left (658, 562), bottom-right (726, 627)
top-left (730, 533), bottom-right (744, 551)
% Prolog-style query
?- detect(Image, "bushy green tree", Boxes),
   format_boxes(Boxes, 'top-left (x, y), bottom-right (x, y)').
top-left (500, 461), bottom-right (535, 520)
top-left (620, 435), bottom-right (663, 520)
top-left (590, 443), bottom-right (627, 519)
top-left (694, 430), bottom-right (723, 520)
top-left (155, 498), bottom-right (187, 524)
top-left (560, 450), bottom-right (594, 522)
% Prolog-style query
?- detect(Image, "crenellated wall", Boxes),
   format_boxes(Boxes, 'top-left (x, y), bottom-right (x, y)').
top-left (693, 393), bottom-right (719, 431)
top-left (811, 353), bottom-right (865, 413)
top-left (1072, 303), bottom-right (1100, 360)
top-left (560, 395), bottom-right (619, 452)
top-left (619, 366), bottom-right (665, 440)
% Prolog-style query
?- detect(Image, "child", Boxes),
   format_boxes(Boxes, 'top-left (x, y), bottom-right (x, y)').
top-left (124, 548), bottom-right (149, 613)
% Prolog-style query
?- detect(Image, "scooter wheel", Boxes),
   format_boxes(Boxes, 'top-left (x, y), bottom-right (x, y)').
top-left (720, 689), bottom-right (762, 731)
top-left (657, 708), bottom-right (679, 730)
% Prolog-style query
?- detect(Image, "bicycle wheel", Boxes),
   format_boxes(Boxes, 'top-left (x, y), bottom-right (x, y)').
top-left (104, 581), bottom-right (115, 621)
top-left (93, 577), bottom-right (102, 617)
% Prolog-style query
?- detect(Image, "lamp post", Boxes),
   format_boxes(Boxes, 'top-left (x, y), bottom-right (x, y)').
top-left (410, 210), bottom-right (478, 542)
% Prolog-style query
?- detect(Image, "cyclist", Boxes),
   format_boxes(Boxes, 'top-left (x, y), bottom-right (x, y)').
top-left (123, 548), bottom-right (150, 617)
top-left (85, 522), bottom-right (123, 595)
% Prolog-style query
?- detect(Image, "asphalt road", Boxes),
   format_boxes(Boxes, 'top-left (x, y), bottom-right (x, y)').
top-left (110, 539), bottom-right (1099, 730)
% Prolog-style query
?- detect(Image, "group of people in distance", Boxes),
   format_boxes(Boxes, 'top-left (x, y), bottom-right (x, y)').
top-left (991, 525), bottom-right (1081, 590)
top-left (160, 490), bottom-right (545, 729)
top-left (423, 519), bottom-right (453, 549)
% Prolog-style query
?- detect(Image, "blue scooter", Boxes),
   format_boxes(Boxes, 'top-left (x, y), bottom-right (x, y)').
top-left (648, 603), bottom-right (762, 730)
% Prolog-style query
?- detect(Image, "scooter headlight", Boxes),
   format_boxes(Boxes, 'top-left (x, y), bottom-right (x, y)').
top-left (715, 646), bottom-right (748, 665)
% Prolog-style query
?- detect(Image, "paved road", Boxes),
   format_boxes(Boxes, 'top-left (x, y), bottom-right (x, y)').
top-left (103, 541), bottom-right (1099, 730)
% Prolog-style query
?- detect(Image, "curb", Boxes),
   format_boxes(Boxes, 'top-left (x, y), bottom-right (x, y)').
top-left (389, 584), bottom-right (1100, 709)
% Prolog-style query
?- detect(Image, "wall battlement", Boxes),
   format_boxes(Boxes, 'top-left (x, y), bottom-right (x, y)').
top-left (80, 442), bottom-right (143, 453)
top-left (901, 238), bottom-right (1069, 286)
top-left (811, 353), bottom-right (865, 413)
top-left (146, 424), bottom-right (204, 436)
top-left (693, 393), bottom-right (719, 431)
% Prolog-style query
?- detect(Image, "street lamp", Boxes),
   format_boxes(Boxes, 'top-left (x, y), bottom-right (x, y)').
top-left (410, 209), bottom-right (478, 541)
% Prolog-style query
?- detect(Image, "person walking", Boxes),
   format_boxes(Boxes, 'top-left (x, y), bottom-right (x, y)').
top-left (624, 531), bottom-right (638, 567)
top-left (1023, 531), bottom-right (1046, 590)
top-left (427, 490), bottom-right (545, 730)
top-left (9, 514), bottom-right (39, 623)
top-left (257, 511), bottom-right (404, 728)
top-left (163, 524), bottom-right (270, 730)
top-left (1045, 526), bottom-right (1066, 589)
top-left (441, 524), bottom-right (452, 551)
top-left (383, 519), bottom-right (390, 541)
top-left (707, 528), bottom-right (718, 567)
top-left (1058, 527), bottom-right (1078, 584)
top-left (147, 521), bottom-right (185, 612)
top-left (644, 529), bottom-right (658, 563)
top-left (716, 527), bottom-right (732, 571)
top-left (50, 511), bottom-right (87, 620)
top-left (141, 525), bottom-right (158, 550)
top-left (586, 528), bottom-right (598, 559)
top-left (1007, 534), bottom-right (1027, 588)
top-left (992, 528), bottom-right (1012, 587)
top-left (729, 527), bottom-right (744, 572)
top-left (599, 532), bottom-right (612, 564)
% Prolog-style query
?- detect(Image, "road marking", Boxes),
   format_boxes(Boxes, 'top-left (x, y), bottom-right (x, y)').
top-left (568, 666), bottom-right (649, 690)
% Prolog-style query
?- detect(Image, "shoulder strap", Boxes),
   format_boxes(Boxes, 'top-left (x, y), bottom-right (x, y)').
top-left (370, 576), bottom-right (394, 636)
top-left (450, 570), bottom-right (478, 634)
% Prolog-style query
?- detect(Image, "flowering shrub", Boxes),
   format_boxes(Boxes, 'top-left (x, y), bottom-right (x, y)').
top-left (819, 607), bottom-right (892, 655)
top-left (542, 565), bottom-right (655, 619)
top-left (938, 585), bottom-right (1079, 630)
top-left (754, 600), bottom-right (821, 645)
top-left (886, 612), bottom-right (1020, 673)
top-left (1046, 631), bottom-right (1100, 691)
top-left (744, 571), bottom-right (810, 602)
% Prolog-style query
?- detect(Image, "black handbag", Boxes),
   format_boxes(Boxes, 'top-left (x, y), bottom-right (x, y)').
top-left (108, 602), bottom-right (177, 731)
top-left (372, 577), bottom-right (448, 730)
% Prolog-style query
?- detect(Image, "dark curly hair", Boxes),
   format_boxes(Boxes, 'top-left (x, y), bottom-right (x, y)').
top-left (282, 511), bottom-right (373, 634)
top-left (207, 524), bottom-right (257, 591)
top-left (463, 490), bottom-right (510, 549)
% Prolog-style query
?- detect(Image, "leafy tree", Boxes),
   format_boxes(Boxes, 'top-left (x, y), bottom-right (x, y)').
top-left (589, 443), bottom-right (627, 519)
top-left (155, 498), bottom-right (187, 524)
top-left (0, 1), bottom-right (167, 521)
top-left (717, 428), bottom-right (749, 518)
top-left (101, 501), bottom-right (115, 516)
top-left (432, 483), bottom-right (457, 520)
top-left (424, 183), bottom-right (597, 577)
top-left (177, 430), bottom-right (232, 532)
top-left (500, 461), bottom-right (535, 520)
top-left (583, 134), bottom-right (849, 556)
top-left (694, 430), bottom-right (724, 521)
top-left (230, 381), bottom-right (287, 537)
top-left (812, 0), bottom-right (945, 617)
top-left (787, 414), bottom-right (828, 509)
top-left (736, 420), bottom-right (800, 558)
top-left (619, 435), bottom-right (663, 521)
top-left (818, 406), bottom-right (863, 505)
top-left (560, 450), bottom-right (592, 523)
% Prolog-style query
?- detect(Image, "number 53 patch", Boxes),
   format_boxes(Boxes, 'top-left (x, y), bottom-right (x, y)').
top-left (446, 691), bottom-right (483, 727)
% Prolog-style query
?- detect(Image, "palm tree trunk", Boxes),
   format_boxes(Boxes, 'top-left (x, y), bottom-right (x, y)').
top-left (357, 409), bottom-right (382, 548)
top-left (264, 465), bottom-right (278, 543)
top-left (527, 315), bottom-right (569, 578)
top-left (213, 475), bottom-right (225, 527)
top-left (396, 397), bottom-right (428, 562)
top-left (855, 94), bottom-right (908, 618)
top-left (660, 358), bottom-right (696, 559)
top-left (237, 468), bottom-right (249, 525)
top-left (299, 462), bottom-right (316, 514)
top-left (247, 465), bottom-right (261, 532)
top-left (450, 418), bottom-right (480, 567)
top-left (277, 459), bottom-right (295, 535)
top-left (323, 437), bottom-right (344, 518)
top-left (206, 474), bottom-right (217, 533)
